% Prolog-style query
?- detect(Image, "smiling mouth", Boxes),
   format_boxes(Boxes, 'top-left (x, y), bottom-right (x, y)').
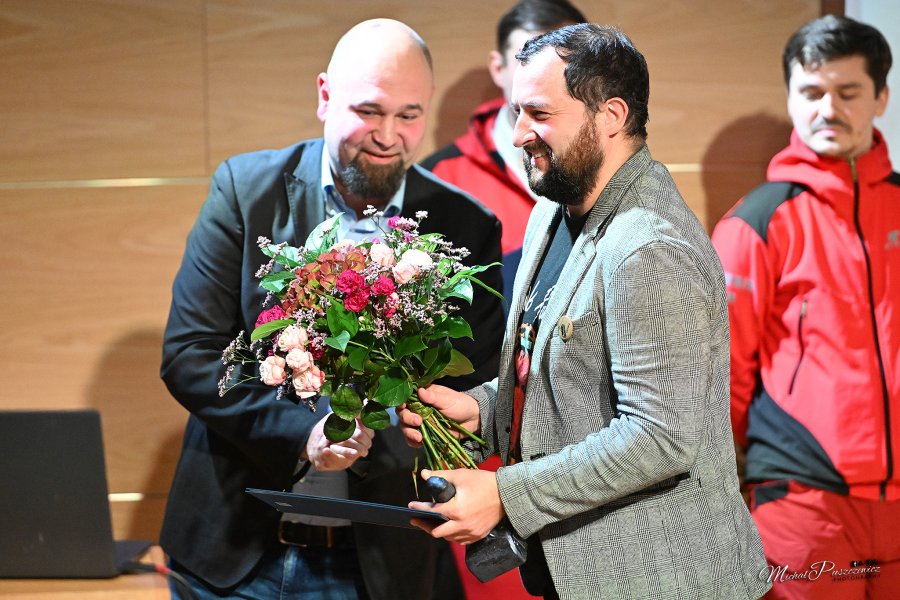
top-left (362, 151), bottom-right (400, 162)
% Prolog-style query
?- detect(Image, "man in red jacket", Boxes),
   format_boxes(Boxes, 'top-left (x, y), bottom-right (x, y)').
top-left (421, 0), bottom-right (586, 306)
top-left (712, 15), bottom-right (899, 600)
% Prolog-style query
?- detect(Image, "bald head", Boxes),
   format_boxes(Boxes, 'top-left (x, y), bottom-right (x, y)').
top-left (327, 19), bottom-right (433, 86)
top-left (316, 19), bottom-right (435, 210)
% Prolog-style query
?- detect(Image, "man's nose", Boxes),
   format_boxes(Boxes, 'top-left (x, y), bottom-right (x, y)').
top-left (819, 93), bottom-right (838, 119)
top-left (512, 114), bottom-right (534, 148)
top-left (372, 117), bottom-right (397, 148)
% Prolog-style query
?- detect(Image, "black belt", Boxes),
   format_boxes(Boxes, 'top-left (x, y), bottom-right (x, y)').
top-left (277, 521), bottom-right (353, 548)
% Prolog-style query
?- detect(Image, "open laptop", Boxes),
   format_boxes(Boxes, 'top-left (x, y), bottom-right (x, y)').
top-left (0, 409), bottom-right (152, 578)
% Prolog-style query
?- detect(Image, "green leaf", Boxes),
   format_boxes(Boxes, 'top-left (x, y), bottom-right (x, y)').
top-left (436, 349), bottom-right (475, 378)
top-left (417, 232), bottom-right (444, 243)
top-left (261, 244), bottom-right (303, 269)
top-left (445, 278), bottom-right (474, 304)
top-left (374, 369), bottom-right (414, 407)
top-left (250, 318), bottom-right (294, 341)
top-left (318, 380), bottom-right (333, 397)
top-left (419, 339), bottom-right (453, 386)
top-left (347, 345), bottom-right (370, 371)
top-left (260, 271), bottom-right (295, 295)
top-left (331, 385), bottom-right (363, 420)
top-left (442, 263), bottom-right (504, 303)
top-left (448, 262), bottom-right (502, 282)
top-left (304, 214), bottom-right (343, 253)
top-left (323, 413), bottom-right (356, 442)
top-left (324, 330), bottom-right (351, 352)
top-left (395, 335), bottom-right (427, 360)
top-left (326, 300), bottom-right (359, 338)
top-left (360, 401), bottom-right (391, 430)
top-left (435, 316), bottom-right (472, 340)
top-left (470, 273), bottom-right (507, 304)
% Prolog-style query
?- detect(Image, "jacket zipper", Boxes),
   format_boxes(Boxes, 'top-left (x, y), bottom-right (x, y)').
top-left (850, 158), bottom-right (894, 500)
top-left (787, 298), bottom-right (807, 395)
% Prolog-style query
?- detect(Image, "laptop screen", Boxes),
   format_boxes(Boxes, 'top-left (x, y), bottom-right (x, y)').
top-left (0, 409), bottom-right (125, 578)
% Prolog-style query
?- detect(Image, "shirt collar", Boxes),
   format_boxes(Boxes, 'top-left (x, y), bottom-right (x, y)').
top-left (319, 147), bottom-right (404, 241)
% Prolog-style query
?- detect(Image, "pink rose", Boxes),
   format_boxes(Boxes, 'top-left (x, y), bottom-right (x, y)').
top-left (293, 365), bottom-right (325, 398)
top-left (371, 275), bottom-right (396, 297)
top-left (387, 216), bottom-right (402, 229)
top-left (255, 305), bottom-right (285, 328)
top-left (392, 261), bottom-right (418, 285)
top-left (277, 325), bottom-right (308, 352)
top-left (369, 243), bottom-right (395, 267)
top-left (393, 248), bottom-right (433, 283)
top-left (285, 348), bottom-right (313, 372)
top-left (336, 270), bottom-right (366, 294)
top-left (259, 355), bottom-right (287, 386)
top-left (344, 288), bottom-right (370, 312)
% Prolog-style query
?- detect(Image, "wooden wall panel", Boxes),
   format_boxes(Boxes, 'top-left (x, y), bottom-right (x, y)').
top-left (205, 0), bottom-right (504, 169)
top-left (203, 0), bottom-right (815, 227)
top-left (0, 185), bottom-right (204, 540)
top-left (0, 0), bottom-right (827, 545)
top-left (0, 0), bottom-right (206, 182)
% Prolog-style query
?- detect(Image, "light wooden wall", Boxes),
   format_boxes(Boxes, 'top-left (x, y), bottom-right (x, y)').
top-left (0, 0), bottom-right (821, 542)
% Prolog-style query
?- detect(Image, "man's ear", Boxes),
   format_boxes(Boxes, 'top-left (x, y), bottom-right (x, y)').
top-left (876, 85), bottom-right (889, 118)
top-left (488, 50), bottom-right (505, 89)
top-left (316, 73), bottom-right (329, 123)
top-left (600, 97), bottom-right (630, 137)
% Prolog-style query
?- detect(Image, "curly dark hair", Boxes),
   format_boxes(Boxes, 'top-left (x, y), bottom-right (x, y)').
top-left (516, 22), bottom-right (649, 140)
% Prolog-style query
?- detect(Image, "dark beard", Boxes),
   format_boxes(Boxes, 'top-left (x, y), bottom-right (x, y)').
top-left (524, 118), bottom-right (603, 206)
top-left (340, 154), bottom-right (406, 201)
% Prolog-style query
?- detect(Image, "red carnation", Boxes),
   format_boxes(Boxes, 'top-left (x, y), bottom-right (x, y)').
top-left (336, 270), bottom-right (365, 294)
top-left (344, 289), bottom-right (370, 313)
top-left (371, 275), bottom-right (396, 297)
top-left (255, 305), bottom-right (285, 328)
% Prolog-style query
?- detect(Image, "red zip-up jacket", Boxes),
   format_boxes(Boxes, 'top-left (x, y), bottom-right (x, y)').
top-left (712, 129), bottom-right (900, 501)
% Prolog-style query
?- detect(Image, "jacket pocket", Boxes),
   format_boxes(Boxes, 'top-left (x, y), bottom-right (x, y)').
top-left (788, 297), bottom-right (808, 395)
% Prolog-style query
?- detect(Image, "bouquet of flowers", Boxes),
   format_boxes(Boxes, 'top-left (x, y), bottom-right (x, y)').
top-left (219, 208), bottom-right (501, 470)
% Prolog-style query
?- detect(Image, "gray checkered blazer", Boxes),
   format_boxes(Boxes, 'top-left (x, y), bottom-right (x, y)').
top-left (469, 146), bottom-right (770, 599)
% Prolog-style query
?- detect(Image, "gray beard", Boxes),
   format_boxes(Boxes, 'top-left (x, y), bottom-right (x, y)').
top-left (340, 155), bottom-right (406, 202)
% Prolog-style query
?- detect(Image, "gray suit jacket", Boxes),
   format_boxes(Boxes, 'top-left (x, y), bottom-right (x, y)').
top-left (470, 146), bottom-right (770, 599)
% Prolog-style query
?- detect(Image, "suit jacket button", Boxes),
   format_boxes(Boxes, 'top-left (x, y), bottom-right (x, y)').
top-left (557, 316), bottom-right (574, 341)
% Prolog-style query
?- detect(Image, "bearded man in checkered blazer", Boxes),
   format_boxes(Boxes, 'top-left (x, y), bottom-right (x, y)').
top-left (401, 23), bottom-right (770, 600)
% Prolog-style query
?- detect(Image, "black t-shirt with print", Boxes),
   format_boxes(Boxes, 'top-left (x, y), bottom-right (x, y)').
top-left (510, 207), bottom-right (587, 462)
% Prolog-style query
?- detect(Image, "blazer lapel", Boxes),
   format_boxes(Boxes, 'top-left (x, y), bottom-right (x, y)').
top-left (285, 139), bottom-right (328, 245)
top-left (523, 146), bottom-right (652, 413)
top-left (495, 203), bottom-right (558, 442)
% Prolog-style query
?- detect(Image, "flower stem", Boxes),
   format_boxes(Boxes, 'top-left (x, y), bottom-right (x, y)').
top-left (407, 398), bottom-right (482, 470)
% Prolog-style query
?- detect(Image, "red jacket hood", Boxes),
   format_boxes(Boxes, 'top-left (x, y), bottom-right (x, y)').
top-left (767, 129), bottom-right (894, 213)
